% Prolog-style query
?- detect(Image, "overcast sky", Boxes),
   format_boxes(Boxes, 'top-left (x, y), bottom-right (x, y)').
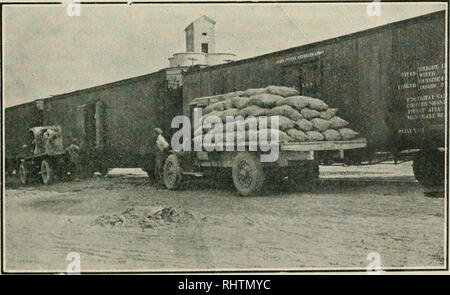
top-left (3, 2), bottom-right (446, 107)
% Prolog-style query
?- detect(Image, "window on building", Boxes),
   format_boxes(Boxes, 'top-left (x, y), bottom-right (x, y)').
top-left (202, 32), bottom-right (207, 36)
top-left (201, 43), bottom-right (209, 53)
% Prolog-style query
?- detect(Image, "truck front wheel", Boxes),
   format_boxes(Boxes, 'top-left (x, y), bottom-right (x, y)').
top-left (41, 159), bottom-right (55, 185)
top-left (232, 152), bottom-right (265, 196)
top-left (164, 154), bottom-right (183, 190)
top-left (413, 149), bottom-right (444, 188)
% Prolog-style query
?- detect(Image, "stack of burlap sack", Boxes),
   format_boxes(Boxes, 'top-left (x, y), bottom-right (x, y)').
top-left (193, 85), bottom-right (359, 144)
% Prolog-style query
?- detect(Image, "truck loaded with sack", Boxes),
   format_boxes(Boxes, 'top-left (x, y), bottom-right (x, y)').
top-left (163, 85), bottom-right (367, 196)
top-left (182, 11), bottom-right (445, 190)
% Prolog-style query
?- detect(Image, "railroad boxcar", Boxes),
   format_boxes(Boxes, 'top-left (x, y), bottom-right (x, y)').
top-left (182, 10), bottom-right (446, 187)
top-left (5, 69), bottom-right (182, 180)
top-left (41, 69), bottom-right (182, 176)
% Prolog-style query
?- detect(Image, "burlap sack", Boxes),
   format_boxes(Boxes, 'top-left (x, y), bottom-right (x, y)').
top-left (222, 99), bottom-right (233, 109)
top-left (202, 94), bottom-right (225, 104)
top-left (235, 118), bottom-right (256, 131)
top-left (221, 127), bottom-right (258, 141)
top-left (286, 129), bottom-right (309, 142)
top-left (231, 96), bottom-right (252, 109)
top-left (322, 129), bottom-right (342, 141)
top-left (279, 130), bottom-right (291, 143)
top-left (339, 128), bottom-right (359, 140)
top-left (229, 129), bottom-right (263, 144)
top-left (268, 115), bottom-right (295, 131)
top-left (267, 105), bottom-right (303, 121)
top-left (265, 85), bottom-right (299, 97)
top-left (275, 96), bottom-right (310, 111)
top-left (203, 99), bottom-right (232, 114)
top-left (239, 105), bottom-right (268, 117)
top-left (295, 119), bottom-right (313, 131)
top-left (203, 103), bottom-right (217, 114)
top-left (320, 108), bottom-right (337, 120)
top-left (306, 97), bottom-right (329, 111)
top-left (306, 131), bottom-right (325, 141)
top-left (219, 108), bottom-right (240, 122)
top-left (242, 88), bottom-right (266, 97)
top-left (311, 118), bottom-right (331, 132)
top-left (249, 93), bottom-right (283, 108)
top-left (223, 91), bottom-right (245, 99)
top-left (258, 129), bottom-right (291, 143)
top-left (203, 110), bottom-right (221, 120)
top-left (301, 108), bottom-right (321, 119)
top-left (329, 116), bottom-right (349, 129)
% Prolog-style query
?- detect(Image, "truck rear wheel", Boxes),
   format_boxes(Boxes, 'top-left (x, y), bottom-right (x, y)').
top-left (41, 159), bottom-right (55, 185)
top-left (164, 154), bottom-right (183, 190)
top-left (232, 152), bottom-right (265, 196)
top-left (413, 149), bottom-right (444, 188)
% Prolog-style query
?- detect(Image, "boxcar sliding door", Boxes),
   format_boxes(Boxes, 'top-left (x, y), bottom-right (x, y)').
top-left (283, 59), bottom-right (323, 98)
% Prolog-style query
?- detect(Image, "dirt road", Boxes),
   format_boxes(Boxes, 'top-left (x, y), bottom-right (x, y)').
top-left (3, 162), bottom-right (446, 272)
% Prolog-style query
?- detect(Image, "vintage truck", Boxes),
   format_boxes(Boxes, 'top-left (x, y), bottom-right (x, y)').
top-left (161, 93), bottom-right (368, 195)
top-left (17, 126), bottom-right (81, 185)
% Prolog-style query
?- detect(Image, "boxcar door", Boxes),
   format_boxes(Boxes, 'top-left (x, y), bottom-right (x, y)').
top-left (95, 101), bottom-right (106, 150)
top-left (77, 103), bottom-right (96, 149)
top-left (299, 60), bottom-right (323, 98)
top-left (282, 66), bottom-right (301, 92)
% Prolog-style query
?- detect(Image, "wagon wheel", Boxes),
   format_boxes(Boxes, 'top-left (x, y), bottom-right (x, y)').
top-left (164, 154), bottom-right (183, 190)
top-left (41, 159), bottom-right (55, 185)
top-left (232, 152), bottom-right (265, 196)
top-left (19, 162), bottom-right (29, 185)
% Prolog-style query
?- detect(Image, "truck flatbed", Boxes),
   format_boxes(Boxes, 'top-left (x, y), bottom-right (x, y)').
top-left (280, 138), bottom-right (367, 151)
top-left (201, 138), bottom-right (367, 152)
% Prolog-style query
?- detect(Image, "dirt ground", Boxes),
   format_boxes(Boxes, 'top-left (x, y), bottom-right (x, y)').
top-left (3, 162), bottom-right (446, 272)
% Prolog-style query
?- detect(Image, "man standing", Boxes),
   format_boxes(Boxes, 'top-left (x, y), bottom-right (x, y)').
top-left (153, 128), bottom-right (169, 182)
